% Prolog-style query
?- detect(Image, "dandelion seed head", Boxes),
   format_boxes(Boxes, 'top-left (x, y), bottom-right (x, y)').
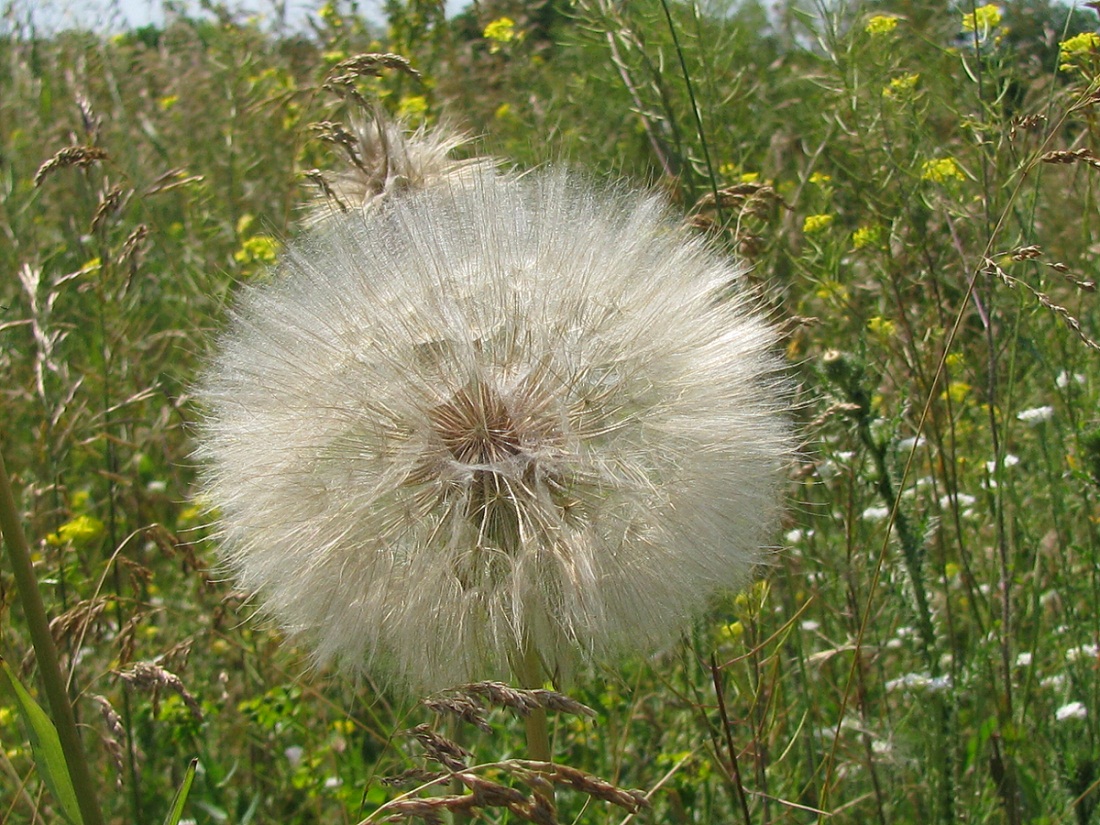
top-left (197, 166), bottom-right (791, 691)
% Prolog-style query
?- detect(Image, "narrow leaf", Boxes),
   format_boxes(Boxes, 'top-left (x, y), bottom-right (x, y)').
top-left (162, 758), bottom-right (198, 825)
top-left (0, 658), bottom-right (84, 825)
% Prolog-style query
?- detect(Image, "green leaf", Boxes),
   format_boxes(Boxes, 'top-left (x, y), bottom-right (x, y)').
top-left (162, 758), bottom-right (198, 825)
top-left (0, 658), bottom-right (83, 825)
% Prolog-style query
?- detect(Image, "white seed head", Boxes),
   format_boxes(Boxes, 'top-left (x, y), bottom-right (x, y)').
top-left (196, 165), bottom-right (791, 692)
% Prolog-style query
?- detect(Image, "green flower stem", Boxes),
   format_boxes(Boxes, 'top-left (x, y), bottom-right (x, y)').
top-left (0, 445), bottom-right (106, 825)
top-left (513, 639), bottom-right (552, 764)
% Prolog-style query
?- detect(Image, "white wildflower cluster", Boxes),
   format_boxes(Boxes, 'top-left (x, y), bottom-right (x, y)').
top-left (1066, 643), bottom-right (1099, 663)
top-left (1015, 405), bottom-right (1054, 425)
top-left (1055, 701), bottom-right (1088, 722)
top-left (884, 672), bottom-right (953, 693)
top-left (196, 118), bottom-right (792, 691)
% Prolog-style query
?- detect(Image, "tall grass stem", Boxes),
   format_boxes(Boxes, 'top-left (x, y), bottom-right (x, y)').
top-left (0, 444), bottom-right (106, 825)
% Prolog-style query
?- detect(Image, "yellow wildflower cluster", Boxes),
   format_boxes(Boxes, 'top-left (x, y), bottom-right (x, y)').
top-left (942, 381), bottom-right (971, 405)
top-left (47, 514), bottom-right (105, 547)
top-left (397, 95), bottom-right (429, 121)
top-left (852, 225), bottom-right (882, 250)
top-left (867, 316), bottom-right (897, 338)
top-left (921, 157), bottom-right (965, 184)
top-left (483, 16), bottom-right (517, 53)
top-left (865, 15), bottom-right (898, 36)
top-left (234, 235), bottom-right (279, 266)
top-left (803, 213), bottom-right (834, 234)
top-left (962, 4), bottom-right (1002, 35)
top-left (1059, 32), bottom-right (1100, 72)
top-left (883, 73), bottom-right (920, 99)
top-left (815, 279), bottom-right (850, 304)
top-left (809, 172), bottom-right (831, 185)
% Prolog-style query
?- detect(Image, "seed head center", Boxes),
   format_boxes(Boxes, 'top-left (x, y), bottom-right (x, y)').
top-left (431, 381), bottom-right (524, 465)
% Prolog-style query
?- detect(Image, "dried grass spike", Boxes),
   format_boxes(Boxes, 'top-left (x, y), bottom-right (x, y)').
top-left (327, 52), bottom-right (421, 82)
top-left (90, 694), bottom-right (126, 789)
top-left (117, 661), bottom-right (203, 722)
top-left (34, 145), bottom-right (108, 187)
top-left (422, 694), bottom-right (492, 732)
top-left (407, 724), bottom-right (470, 772)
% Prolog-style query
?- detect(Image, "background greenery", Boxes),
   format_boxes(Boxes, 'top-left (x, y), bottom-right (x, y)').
top-left (2, 0), bottom-right (1100, 822)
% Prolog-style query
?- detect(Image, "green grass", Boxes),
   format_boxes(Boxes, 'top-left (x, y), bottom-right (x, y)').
top-left (2, 0), bottom-right (1100, 822)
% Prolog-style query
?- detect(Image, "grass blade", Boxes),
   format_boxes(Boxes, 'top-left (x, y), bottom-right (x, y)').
top-left (162, 758), bottom-right (198, 825)
top-left (0, 658), bottom-right (84, 825)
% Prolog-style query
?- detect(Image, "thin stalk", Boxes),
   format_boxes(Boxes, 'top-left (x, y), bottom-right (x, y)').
top-left (709, 656), bottom-right (752, 825)
top-left (0, 444), bottom-right (107, 825)
top-left (659, 0), bottom-right (722, 219)
top-left (513, 639), bottom-right (552, 763)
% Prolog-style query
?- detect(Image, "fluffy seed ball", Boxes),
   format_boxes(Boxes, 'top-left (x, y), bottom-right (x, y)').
top-left (196, 170), bottom-right (790, 692)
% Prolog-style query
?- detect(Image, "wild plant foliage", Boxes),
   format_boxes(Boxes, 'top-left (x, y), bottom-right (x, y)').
top-left (2, 1), bottom-right (1100, 823)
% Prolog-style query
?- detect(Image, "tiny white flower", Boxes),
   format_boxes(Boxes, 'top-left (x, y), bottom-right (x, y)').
top-left (1066, 644), bottom-right (1099, 663)
top-left (1056, 371), bottom-right (1085, 389)
top-left (324, 776), bottom-right (343, 789)
top-left (1041, 674), bottom-right (1066, 690)
top-left (939, 492), bottom-right (976, 509)
top-left (885, 672), bottom-right (952, 693)
top-left (284, 746), bottom-right (304, 767)
top-left (1016, 405), bottom-right (1054, 425)
top-left (1014, 652), bottom-right (1032, 668)
top-left (862, 505), bottom-right (891, 523)
top-left (1056, 701), bottom-right (1088, 722)
top-left (897, 435), bottom-right (926, 452)
top-left (801, 620), bottom-right (820, 632)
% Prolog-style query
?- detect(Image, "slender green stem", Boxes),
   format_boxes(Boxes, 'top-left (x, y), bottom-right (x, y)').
top-left (0, 445), bottom-right (106, 825)
top-left (513, 639), bottom-right (551, 764)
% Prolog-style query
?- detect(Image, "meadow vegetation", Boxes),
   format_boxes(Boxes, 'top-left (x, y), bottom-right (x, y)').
top-left (2, 0), bottom-right (1100, 822)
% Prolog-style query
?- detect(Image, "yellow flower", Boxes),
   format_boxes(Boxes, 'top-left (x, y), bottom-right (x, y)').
top-left (962, 4), bottom-right (1002, 34)
top-left (852, 225), bottom-right (882, 250)
top-left (867, 316), bottom-right (897, 338)
top-left (739, 171), bottom-right (760, 183)
top-left (158, 95), bottom-right (179, 111)
top-left (397, 94), bottom-right (429, 121)
top-left (234, 235), bottom-right (279, 266)
top-left (883, 73), bottom-right (920, 99)
top-left (809, 172), bottom-right (832, 185)
top-left (318, 1), bottom-right (342, 27)
top-left (483, 17), bottom-right (516, 52)
top-left (865, 15), bottom-right (898, 36)
top-left (1059, 32), bottom-right (1100, 72)
top-left (803, 213), bottom-right (834, 234)
top-left (47, 515), bottom-right (105, 547)
top-left (945, 352), bottom-right (965, 370)
top-left (941, 381), bottom-right (971, 405)
top-left (815, 279), bottom-right (849, 303)
top-left (720, 621), bottom-right (744, 642)
top-left (921, 157), bottom-right (965, 184)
